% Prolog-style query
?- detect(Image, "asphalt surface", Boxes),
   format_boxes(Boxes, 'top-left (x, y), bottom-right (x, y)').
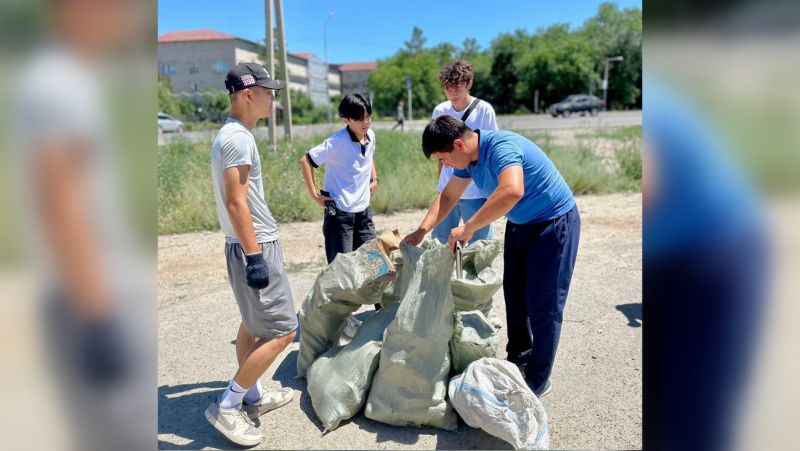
top-left (158, 193), bottom-right (642, 450)
top-left (158, 110), bottom-right (642, 145)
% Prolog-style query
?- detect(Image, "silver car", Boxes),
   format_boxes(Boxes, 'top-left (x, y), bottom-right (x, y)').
top-left (158, 112), bottom-right (184, 133)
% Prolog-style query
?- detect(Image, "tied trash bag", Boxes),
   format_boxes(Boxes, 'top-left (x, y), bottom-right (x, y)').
top-left (448, 358), bottom-right (549, 450)
top-left (297, 231), bottom-right (401, 378)
top-left (365, 241), bottom-right (458, 431)
top-left (450, 310), bottom-right (500, 373)
top-left (451, 240), bottom-right (503, 327)
top-left (307, 302), bottom-right (400, 432)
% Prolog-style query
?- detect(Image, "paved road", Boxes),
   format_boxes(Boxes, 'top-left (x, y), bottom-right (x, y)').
top-left (158, 110), bottom-right (642, 145)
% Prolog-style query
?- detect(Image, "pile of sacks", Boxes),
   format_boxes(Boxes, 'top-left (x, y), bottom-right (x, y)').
top-left (296, 232), bottom-right (548, 449)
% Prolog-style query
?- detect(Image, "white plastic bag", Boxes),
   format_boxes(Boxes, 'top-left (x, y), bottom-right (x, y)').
top-left (448, 358), bottom-right (549, 450)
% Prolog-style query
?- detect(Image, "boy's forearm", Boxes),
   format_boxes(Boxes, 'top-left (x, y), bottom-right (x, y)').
top-left (417, 193), bottom-right (441, 232)
top-left (299, 158), bottom-right (318, 198)
top-left (370, 164), bottom-right (378, 193)
top-left (226, 201), bottom-right (260, 254)
top-left (435, 190), bottom-right (460, 227)
top-left (464, 185), bottom-right (521, 233)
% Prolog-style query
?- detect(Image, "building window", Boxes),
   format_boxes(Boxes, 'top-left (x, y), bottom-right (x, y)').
top-left (212, 60), bottom-right (229, 74)
top-left (192, 82), bottom-right (198, 92)
top-left (189, 63), bottom-right (200, 75)
top-left (159, 63), bottom-right (176, 76)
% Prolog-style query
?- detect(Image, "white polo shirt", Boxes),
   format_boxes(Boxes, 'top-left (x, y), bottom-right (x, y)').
top-left (306, 127), bottom-right (375, 213)
top-left (432, 99), bottom-right (498, 199)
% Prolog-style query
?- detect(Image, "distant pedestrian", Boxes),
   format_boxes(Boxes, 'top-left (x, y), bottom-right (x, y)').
top-left (392, 100), bottom-right (405, 131)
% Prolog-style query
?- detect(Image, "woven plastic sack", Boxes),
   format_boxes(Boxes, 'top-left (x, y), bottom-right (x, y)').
top-left (450, 310), bottom-right (500, 373)
top-left (297, 231), bottom-right (401, 377)
top-left (365, 241), bottom-right (458, 431)
top-left (451, 240), bottom-right (503, 327)
top-left (448, 358), bottom-right (549, 450)
top-left (306, 302), bottom-right (400, 432)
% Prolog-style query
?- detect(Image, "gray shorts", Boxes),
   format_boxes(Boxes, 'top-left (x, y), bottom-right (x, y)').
top-left (225, 241), bottom-right (298, 339)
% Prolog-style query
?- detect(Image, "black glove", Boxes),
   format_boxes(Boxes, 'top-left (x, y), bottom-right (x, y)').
top-left (80, 317), bottom-right (130, 386)
top-left (245, 252), bottom-right (270, 289)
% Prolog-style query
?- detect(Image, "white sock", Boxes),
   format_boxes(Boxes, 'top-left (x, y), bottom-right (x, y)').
top-left (244, 379), bottom-right (265, 404)
top-left (219, 380), bottom-right (248, 409)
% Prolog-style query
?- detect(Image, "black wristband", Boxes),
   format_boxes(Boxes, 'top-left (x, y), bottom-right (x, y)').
top-left (245, 253), bottom-right (265, 265)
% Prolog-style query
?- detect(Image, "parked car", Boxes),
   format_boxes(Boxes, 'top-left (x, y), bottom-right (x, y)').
top-left (547, 95), bottom-right (604, 117)
top-left (158, 112), bottom-right (184, 133)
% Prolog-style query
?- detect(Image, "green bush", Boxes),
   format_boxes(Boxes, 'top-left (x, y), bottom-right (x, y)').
top-left (614, 141), bottom-right (642, 191)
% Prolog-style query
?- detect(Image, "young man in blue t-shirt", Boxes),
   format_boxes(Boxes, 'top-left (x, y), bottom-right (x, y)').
top-left (404, 115), bottom-right (581, 398)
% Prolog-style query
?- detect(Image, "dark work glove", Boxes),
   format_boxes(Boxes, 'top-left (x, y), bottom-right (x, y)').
top-left (245, 252), bottom-right (270, 289)
top-left (80, 317), bottom-right (130, 386)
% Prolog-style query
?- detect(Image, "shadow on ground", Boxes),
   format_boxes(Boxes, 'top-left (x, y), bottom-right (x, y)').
top-left (616, 303), bottom-right (642, 327)
top-left (158, 381), bottom-right (239, 450)
top-left (160, 314), bottom-right (515, 450)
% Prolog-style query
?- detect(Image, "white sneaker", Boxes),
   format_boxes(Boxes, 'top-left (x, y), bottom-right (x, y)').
top-left (242, 387), bottom-right (294, 420)
top-left (205, 398), bottom-right (263, 447)
top-left (342, 315), bottom-right (363, 338)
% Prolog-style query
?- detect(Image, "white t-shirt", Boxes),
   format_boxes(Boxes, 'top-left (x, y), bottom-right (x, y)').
top-left (13, 45), bottom-right (144, 295)
top-left (306, 127), bottom-right (375, 213)
top-left (211, 118), bottom-right (279, 244)
top-left (432, 99), bottom-right (498, 199)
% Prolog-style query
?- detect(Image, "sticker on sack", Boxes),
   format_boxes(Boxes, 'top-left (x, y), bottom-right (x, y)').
top-left (362, 250), bottom-right (390, 281)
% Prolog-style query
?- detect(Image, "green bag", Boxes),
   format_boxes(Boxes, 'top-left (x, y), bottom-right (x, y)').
top-left (365, 242), bottom-right (458, 431)
top-left (307, 302), bottom-right (400, 432)
top-left (451, 240), bottom-right (503, 318)
top-left (297, 234), bottom-right (400, 378)
top-left (450, 310), bottom-right (500, 373)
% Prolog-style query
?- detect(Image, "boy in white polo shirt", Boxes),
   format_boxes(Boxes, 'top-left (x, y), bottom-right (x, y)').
top-left (299, 94), bottom-right (379, 265)
top-left (407, 60), bottom-right (498, 245)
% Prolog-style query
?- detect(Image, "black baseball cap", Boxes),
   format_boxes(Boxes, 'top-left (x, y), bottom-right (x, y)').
top-left (224, 62), bottom-right (285, 94)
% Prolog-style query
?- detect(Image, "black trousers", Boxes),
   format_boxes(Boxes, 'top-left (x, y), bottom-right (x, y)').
top-left (503, 205), bottom-right (581, 391)
top-left (644, 226), bottom-right (766, 451)
top-left (322, 206), bottom-right (377, 264)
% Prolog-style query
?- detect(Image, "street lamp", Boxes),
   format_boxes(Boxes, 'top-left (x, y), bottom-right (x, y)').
top-left (602, 55), bottom-right (624, 110)
top-left (324, 11), bottom-right (335, 123)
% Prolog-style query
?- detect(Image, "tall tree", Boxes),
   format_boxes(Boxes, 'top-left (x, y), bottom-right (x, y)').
top-left (580, 2), bottom-right (643, 108)
top-left (403, 26), bottom-right (427, 54)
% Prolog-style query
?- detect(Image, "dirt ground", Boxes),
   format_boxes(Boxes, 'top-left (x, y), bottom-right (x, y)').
top-left (158, 193), bottom-right (642, 450)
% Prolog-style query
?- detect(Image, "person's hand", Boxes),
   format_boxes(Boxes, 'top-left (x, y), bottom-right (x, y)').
top-left (313, 193), bottom-right (333, 209)
top-left (79, 317), bottom-right (129, 385)
top-left (401, 228), bottom-right (427, 248)
top-left (245, 253), bottom-right (270, 289)
top-left (448, 224), bottom-right (474, 254)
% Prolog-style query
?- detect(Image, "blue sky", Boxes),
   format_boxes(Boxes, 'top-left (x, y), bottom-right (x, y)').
top-left (158, 0), bottom-right (642, 64)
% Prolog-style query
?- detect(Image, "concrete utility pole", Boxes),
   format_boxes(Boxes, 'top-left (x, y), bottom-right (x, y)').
top-left (265, 0), bottom-right (276, 150)
top-left (275, 0), bottom-right (292, 141)
top-left (324, 12), bottom-right (334, 123)
top-left (602, 55), bottom-right (624, 110)
top-left (406, 75), bottom-right (413, 122)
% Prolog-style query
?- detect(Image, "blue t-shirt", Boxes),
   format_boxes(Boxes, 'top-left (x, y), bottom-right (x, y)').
top-left (644, 78), bottom-right (762, 257)
top-left (453, 130), bottom-right (575, 224)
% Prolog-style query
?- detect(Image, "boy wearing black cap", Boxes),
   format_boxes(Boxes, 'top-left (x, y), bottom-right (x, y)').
top-left (205, 62), bottom-right (297, 447)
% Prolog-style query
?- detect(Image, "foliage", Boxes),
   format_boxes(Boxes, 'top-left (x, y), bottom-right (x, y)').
top-left (368, 3), bottom-right (641, 115)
